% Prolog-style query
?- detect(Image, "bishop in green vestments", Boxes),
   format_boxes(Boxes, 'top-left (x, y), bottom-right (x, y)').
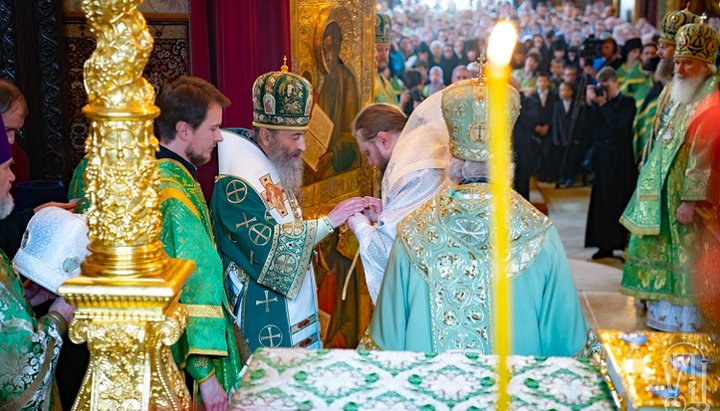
top-left (361, 78), bottom-right (596, 358)
top-left (633, 9), bottom-right (699, 165)
top-left (621, 24), bottom-right (720, 332)
top-left (211, 64), bottom-right (367, 353)
top-left (374, 12), bottom-right (401, 106)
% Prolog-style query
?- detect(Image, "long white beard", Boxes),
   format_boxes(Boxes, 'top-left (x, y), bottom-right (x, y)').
top-left (0, 195), bottom-right (14, 219)
top-left (670, 75), bottom-right (707, 104)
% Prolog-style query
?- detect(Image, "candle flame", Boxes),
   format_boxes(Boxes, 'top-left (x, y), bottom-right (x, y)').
top-left (487, 21), bottom-right (517, 66)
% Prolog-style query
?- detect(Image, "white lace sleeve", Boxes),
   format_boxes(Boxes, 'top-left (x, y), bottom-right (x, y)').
top-left (356, 168), bottom-right (446, 302)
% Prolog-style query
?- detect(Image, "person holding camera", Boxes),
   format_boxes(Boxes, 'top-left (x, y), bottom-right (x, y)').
top-left (584, 67), bottom-right (637, 260)
top-left (401, 69), bottom-right (425, 116)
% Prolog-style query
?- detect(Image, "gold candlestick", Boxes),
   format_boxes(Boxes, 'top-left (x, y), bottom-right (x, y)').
top-left (58, 1), bottom-right (193, 409)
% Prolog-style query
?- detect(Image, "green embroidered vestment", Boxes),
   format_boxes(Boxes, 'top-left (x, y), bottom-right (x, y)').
top-left (0, 250), bottom-right (64, 410)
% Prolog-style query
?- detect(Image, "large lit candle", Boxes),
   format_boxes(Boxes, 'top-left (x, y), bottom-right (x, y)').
top-left (486, 20), bottom-right (517, 411)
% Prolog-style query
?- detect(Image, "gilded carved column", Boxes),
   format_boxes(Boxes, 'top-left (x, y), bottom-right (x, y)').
top-left (58, 0), bottom-right (193, 409)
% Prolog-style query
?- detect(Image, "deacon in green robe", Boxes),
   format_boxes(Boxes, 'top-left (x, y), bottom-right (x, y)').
top-left (617, 38), bottom-right (653, 113)
top-left (67, 77), bottom-right (243, 408)
top-left (620, 23), bottom-right (719, 332)
top-left (360, 77), bottom-right (596, 358)
top-left (632, 82), bottom-right (664, 164)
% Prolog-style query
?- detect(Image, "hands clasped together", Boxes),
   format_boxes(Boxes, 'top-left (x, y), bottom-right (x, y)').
top-left (326, 196), bottom-right (383, 230)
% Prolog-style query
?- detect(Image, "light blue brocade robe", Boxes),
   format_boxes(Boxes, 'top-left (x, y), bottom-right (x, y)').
top-left (366, 185), bottom-right (591, 357)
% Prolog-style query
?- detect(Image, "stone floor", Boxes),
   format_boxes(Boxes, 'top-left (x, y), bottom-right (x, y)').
top-left (533, 180), bottom-right (647, 332)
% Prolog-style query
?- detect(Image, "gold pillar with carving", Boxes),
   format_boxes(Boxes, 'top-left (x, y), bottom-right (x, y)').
top-left (58, 0), bottom-right (193, 409)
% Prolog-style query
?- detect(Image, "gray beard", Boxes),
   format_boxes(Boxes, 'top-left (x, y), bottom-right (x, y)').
top-left (268, 153), bottom-right (304, 202)
top-left (670, 75), bottom-right (707, 104)
top-left (655, 58), bottom-right (673, 82)
top-left (0, 195), bottom-right (14, 219)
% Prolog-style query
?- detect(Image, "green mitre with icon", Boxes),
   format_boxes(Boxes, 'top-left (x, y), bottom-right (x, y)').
top-left (252, 57), bottom-right (314, 130)
top-left (375, 12), bottom-right (391, 45)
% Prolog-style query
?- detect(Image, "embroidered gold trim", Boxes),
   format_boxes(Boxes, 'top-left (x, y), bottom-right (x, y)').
top-left (194, 367), bottom-right (216, 384)
top-left (186, 349), bottom-right (228, 357)
top-left (184, 304), bottom-right (224, 318)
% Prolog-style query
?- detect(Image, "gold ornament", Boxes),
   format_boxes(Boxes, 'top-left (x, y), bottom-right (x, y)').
top-left (598, 330), bottom-right (719, 410)
top-left (58, 0), bottom-right (193, 409)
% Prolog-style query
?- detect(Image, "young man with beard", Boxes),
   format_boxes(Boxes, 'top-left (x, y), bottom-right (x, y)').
top-left (348, 94), bottom-right (449, 303)
top-left (211, 65), bottom-right (367, 353)
top-left (0, 117), bottom-right (76, 410)
top-left (68, 76), bottom-right (242, 410)
top-left (621, 23), bottom-right (720, 333)
top-left (633, 9), bottom-right (699, 164)
top-left (616, 38), bottom-right (653, 109)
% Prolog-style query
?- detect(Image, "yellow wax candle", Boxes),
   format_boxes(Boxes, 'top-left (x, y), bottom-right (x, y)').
top-left (486, 20), bottom-right (517, 411)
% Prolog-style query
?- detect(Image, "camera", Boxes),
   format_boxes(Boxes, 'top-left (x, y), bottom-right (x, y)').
top-left (594, 85), bottom-right (605, 96)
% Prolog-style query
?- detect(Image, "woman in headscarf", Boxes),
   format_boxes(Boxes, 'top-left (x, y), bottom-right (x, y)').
top-left (423, 66), bottom-right (445, 97)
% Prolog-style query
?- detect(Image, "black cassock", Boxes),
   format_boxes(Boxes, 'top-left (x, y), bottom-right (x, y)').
top-left (585, 93), bottom-right (638, 252)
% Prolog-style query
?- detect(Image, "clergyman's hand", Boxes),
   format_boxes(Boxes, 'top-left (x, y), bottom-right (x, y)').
top-left (327, 198), bottom-right (368, 228)
top-left (49, 297), bottom-right (75, 325)
top-left (348, 213), bottom-right (371, 233)
top-left (198, 375), bottom-right (228, 411)
top-left (24, 280), bottom-right (56, 307)
top-left (362, 196), bottom-right (383, 222)
top-left (676, 201), bottom-right (696, 226)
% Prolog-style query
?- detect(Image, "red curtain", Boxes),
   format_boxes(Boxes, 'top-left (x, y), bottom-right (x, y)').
top-left (189, 0), bottom-right (292, 201)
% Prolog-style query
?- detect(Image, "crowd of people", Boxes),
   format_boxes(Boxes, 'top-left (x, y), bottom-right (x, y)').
top-left (1, 1), bottom-right (719, 409)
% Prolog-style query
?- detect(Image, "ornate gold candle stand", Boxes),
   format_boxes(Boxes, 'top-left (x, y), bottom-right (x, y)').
top-left (58, 0), bottom-right (193, 409)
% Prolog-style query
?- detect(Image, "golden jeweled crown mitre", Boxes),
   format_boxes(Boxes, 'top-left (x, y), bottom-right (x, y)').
top-left (660, 8), bottom-right (700, 45)
top-left (375, 12), bottom-right (392, 45)
top-left (675, 23), bottom-right (720, 65)
top-left (252, 57), bottom-right (314, 130)
top-left (441, 78), bottom-right (520, 162)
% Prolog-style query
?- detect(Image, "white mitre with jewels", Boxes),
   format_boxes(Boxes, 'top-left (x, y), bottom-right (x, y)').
top-left (13, 207), bottom-right (90, 293)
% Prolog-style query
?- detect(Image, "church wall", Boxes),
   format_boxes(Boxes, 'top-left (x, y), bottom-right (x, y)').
top-left (64, 16), bottom-right (190, 170)
top-left (0, 0), bottom-right (190, 180)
